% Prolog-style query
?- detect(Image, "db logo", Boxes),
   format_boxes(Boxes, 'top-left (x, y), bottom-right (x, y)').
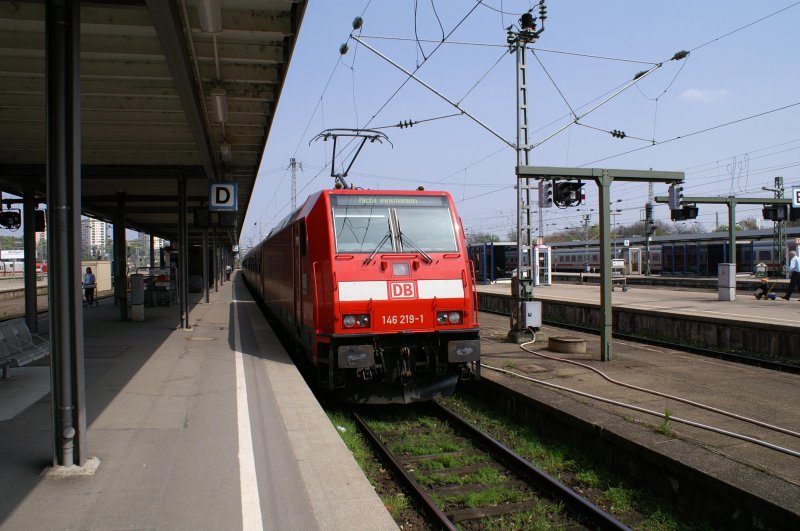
top-left (389, 281), bottom-right (416, 299)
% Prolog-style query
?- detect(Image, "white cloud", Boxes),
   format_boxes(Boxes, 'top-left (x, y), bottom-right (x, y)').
top-left (679, 88), bottom-right (731, 102)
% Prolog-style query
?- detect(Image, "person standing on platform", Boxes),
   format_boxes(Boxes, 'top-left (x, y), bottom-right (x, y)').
top-left (83, 266), bottom-right (96, 305)
top-left (782, 250), bottom-right (800, 300)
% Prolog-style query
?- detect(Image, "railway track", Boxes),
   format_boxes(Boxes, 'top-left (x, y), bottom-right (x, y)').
top-left (353, 402), bottom-right (627, 530)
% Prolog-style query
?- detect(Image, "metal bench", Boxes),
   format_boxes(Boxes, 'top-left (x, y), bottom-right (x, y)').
top-left (0, 318), bottom-right (49, 380)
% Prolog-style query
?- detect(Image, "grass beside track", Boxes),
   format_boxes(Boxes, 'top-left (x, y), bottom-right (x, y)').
top-left (328, 398), bottom-right (713, 530)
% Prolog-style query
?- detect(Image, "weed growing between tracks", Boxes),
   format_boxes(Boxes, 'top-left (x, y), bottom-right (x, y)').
top-left (327, 397), bottom-right (711, 530)
top-left (440, 393), bottom-right (710, 531)
top-left (361, 406), bottom-right (573, 530)
top-left (325, 408), bottom-right (426, 528)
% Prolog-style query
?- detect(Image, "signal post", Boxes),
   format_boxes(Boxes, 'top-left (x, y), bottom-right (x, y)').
top-left (517, 166), bottom-right (684, 362)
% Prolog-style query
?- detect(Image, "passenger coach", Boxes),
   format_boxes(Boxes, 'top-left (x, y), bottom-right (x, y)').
top-left (242, 189), bottom-right (480, 404)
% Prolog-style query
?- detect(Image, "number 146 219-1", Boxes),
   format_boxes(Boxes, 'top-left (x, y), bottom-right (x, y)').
top-left (381, 314), bottom-right (423, 325)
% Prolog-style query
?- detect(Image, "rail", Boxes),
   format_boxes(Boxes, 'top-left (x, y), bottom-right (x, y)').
top-left (353, 403), bottom-right (627, 530)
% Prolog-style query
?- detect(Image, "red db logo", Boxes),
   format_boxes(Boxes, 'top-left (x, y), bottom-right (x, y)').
top-left (389, 281), bottom-right (416, 299)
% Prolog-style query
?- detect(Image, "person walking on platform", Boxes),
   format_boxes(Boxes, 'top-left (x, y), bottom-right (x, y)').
top-left (83, 266), bottom-right (97, 305)
top-left (782, 250), bottom-right (800, 300)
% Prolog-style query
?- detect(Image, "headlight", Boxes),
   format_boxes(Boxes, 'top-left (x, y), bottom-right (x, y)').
top-left (437, 311), bottom-right (462, 325)
top-left (343, 314), bottom-right (370, 328)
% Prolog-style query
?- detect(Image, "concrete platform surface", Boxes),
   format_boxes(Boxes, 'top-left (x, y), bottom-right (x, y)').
top-left (479, 281), bottom-right (800, 329)
top-left (0, 274), bottom-right (397, 531)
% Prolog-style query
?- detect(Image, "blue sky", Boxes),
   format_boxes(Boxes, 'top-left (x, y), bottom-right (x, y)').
top-left (242, 1), bottom-right (800, 246)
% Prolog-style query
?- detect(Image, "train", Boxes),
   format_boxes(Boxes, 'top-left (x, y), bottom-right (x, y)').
top-left (242, 189), bottom-right (481, 404)
top-left (0, 260), bottom-right (47, 276)
top-left (469, 229), bottom-right (800, 281)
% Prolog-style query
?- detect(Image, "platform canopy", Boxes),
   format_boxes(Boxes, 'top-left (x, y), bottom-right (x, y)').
top-left (0, 0), bottom-right (308, 248)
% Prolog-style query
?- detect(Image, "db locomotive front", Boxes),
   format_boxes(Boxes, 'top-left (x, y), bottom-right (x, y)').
top-left (243, 189), bottom-right (480, 404)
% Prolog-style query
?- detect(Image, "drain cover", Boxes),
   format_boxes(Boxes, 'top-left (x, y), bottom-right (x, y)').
top-left (187, 336), bottom-right (216, 341)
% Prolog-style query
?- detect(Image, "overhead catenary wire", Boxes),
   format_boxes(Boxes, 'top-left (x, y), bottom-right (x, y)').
top-left (578, 101), bottom-right (800, 167)
top-left (357, 0), bottom-right (485, 130)
top-left (358, 34), bottom-right (662, 65)
top-left (260, 3), bottom-right (799, 243)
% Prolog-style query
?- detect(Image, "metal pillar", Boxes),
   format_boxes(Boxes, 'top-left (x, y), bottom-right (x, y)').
top-left (596, 172), bottom-right (613, 361)
top-left (113, 193), bottom-right (127, 320)
top-left (212, 228), bottom-right (218, 292)
top-left (510, 31), bottom-right (536, 340)
top-left (727, 201), bottom-right (736, 267)
top-left (23, 181), bottom-right (38, 333)
top-left (149, 234), bottom-right (155, 269)
top-left (178, 173), bottom-right (189, 328)
top-left (46, 0), bottom-right (87, 467)
top-left (202, 229), bottom-right (209, 303)
top-left (772, 177), bottom-right (786, 277)
top-left (219, 244), bottom-right (224, 286)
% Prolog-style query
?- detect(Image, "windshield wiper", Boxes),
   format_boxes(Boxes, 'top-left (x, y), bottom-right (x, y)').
top-left (363, 231), bottom-right (391, 264)
top-left (399, 232), bottom-right (432, 264)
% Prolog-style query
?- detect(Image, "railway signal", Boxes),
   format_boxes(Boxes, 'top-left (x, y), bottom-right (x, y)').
top-left (668, 183), bottom-right (683, 209)
top-left (553, 181), bottom-right (583, 207)
top-left (645, 203), bottom-right (656, 236)
top-left (762, 204), bottom-right (788, 221)
top-left (670, 205), bottom-right (699, 221)
top-left (539, 180), bottom-right (553, 208)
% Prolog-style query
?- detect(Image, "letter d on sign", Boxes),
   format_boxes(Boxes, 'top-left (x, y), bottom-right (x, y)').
top-left (209, 182), bottom-right (238, 211)
top-left (216, 187), bottom-right (230, 205)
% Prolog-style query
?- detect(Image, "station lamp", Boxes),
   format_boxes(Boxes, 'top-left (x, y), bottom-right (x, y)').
top-left (196, 0), bottom-right (222, 34)
top-left (210, 87), bottom-right (228, 123)
top-left (219, 141), bottom-right (232, 162)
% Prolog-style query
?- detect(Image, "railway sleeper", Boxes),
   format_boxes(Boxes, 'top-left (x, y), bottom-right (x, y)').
top-left (431, 479), bottom-right (528, 497)
top-left (447, 499), bottom-right (551, 523)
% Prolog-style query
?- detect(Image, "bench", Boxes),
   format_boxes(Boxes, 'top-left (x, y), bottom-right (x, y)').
top-left (0, 318), bottom-right (50, 380)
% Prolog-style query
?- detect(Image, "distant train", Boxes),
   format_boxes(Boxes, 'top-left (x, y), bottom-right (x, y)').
top-left (242, 189), bottom-right (480, 404)
top-left (0, 260), bottom-right (47, 276)
top-left (469, 229), bottom-right (800, 281)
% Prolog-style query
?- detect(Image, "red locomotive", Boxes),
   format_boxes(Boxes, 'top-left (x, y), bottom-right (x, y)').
top-left (242, 189), bottom-right (480, 404)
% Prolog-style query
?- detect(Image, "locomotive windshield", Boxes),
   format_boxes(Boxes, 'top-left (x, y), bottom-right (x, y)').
top-left (332, 195), bottom-right (458, 254)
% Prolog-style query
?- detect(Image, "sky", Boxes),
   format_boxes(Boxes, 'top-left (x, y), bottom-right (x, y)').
top-left (240, 1), bottom-right (800, 247)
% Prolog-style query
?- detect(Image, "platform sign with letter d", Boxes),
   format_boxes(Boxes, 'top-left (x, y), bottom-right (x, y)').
top-left (209, 182), bottom-right (237, 211)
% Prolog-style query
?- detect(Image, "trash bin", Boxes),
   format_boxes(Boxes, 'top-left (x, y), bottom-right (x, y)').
top-left (130, 273), bottom-right (145, 321)
top-left (718, 263), bottom-right (736, 301)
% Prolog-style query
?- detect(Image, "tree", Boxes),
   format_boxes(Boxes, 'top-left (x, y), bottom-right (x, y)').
top-left (737, 216), bottom-right (760, 230)
top-left (467, 232), bottom-right (500, 245)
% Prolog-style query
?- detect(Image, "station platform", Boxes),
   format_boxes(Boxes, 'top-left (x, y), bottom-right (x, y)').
top-left (477, 310), bottom-right (800, 528)
top-left (478, 280), bottom-right (800, 331)
top-left (478, 282), bottom-right (800, 529)
top-left (0, 274), bottom-right (396, 530)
